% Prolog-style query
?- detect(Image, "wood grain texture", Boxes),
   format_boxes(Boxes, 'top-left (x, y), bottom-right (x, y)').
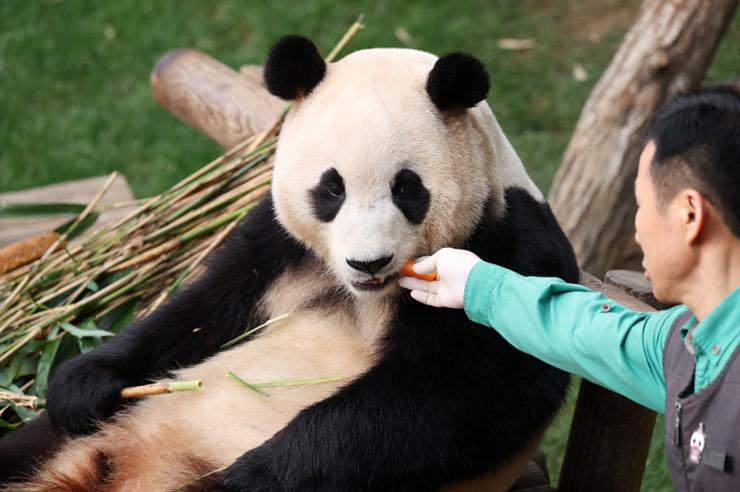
top-left (604, 269), bottom-right (674, 310)
top-left (151, 49), bottom-right (284, 149)
top-left (549, 0), bottom-right (739, 277)
top-left (557, 271), bottom-right (659, 492)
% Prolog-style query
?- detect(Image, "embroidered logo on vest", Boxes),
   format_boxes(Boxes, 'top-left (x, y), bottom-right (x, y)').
top-left (689, 422), bottom-right (706, 464)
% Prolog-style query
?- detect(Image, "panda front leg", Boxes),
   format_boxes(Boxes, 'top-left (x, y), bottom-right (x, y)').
top-left (44, 196), bottom-right (307, 436)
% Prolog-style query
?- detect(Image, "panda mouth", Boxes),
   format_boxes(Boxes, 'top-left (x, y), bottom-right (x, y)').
top-left (351, 273), bottom-right (399, 291)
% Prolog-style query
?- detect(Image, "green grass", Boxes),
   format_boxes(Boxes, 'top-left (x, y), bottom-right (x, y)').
top-left (1, 1), bottom-right (738, 490)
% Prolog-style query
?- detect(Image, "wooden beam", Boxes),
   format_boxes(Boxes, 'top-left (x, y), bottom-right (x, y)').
top-left (558, 271), bottom-right (659, 492)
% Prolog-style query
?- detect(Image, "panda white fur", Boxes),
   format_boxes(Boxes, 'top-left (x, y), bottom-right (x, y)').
top-left (0, 36), bottom-right (578, 491)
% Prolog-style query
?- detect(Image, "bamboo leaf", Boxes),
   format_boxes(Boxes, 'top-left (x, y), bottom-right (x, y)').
top-left (98, 298), bottom-right (138, 335)
top-left (10, 401), bottom-right (38, 421)
top-left (16, 354), bottom-right (38, 379)
top-left (60, 321), bottom-right (114, 339)
top-left (0, 352), bottom-right (26, 386)
top-left (52, 335), bottom-right (81, 373)
top-left (226, 371), bottom-right (270, 397)
top-left (54, 211), bottom-right (100, 240)
top-left (0, 417), bottom-right (21, 430)
top-left (253, 375), bottom-right (344, 388)
top-left (97, 269), bottom-right (133, 288)
top-left (0, 202), bottom-right (86, 217)
top-left (12, 404), bottom-right (39, 422)
top-left (78, 337), bottom-right (99, 353)
top-left (35, 337), bottom-right (62, 398)
top-left (30, 269), bottom-right (65, 289)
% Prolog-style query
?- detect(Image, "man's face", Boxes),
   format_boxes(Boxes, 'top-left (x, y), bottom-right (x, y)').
top-left (634, 141), bottom-right (689, 302)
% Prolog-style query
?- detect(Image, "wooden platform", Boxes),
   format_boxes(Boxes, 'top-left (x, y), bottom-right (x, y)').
top-left (0, 175), bottom-right (136, 248)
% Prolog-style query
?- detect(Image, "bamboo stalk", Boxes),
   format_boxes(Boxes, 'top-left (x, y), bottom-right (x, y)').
top-left (0, 390), bottom-right (39, 408)
top-left (120, 380), bottom-right (202, 398)
top-left (148, 218), bottom-right (240, 313)
top-left (110, 238), bottom-right (182, 272)
top-left (144, 170), bottom-right (272, 243)
top-left (325, 15), bottom-right (365, 62)
top-left (221, 312), bottom-right (291, 349)
top-left (0, 172), bottom-right (118, 313)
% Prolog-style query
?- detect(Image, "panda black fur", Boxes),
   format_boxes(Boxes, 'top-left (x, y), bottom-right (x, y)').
top-left (0, 36), bottom-right (579, 491)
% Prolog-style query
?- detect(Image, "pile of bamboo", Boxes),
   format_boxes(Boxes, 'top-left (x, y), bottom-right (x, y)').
top-left (0, 131), bottom-right (276, 416)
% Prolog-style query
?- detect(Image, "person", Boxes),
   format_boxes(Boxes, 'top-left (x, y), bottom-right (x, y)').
top-left (399, 87), bottom-right (740, 491)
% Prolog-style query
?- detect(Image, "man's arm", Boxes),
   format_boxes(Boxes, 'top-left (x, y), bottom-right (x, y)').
top-left (463, 261), bottom-right (685, 412)
top-left (400, 248), bottom-right (687, 413)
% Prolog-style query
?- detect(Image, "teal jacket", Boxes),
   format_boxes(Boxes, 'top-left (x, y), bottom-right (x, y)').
top-left (463, 262), bottom-right (740, 413)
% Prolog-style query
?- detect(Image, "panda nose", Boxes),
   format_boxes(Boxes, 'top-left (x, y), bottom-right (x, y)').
top-left (346, 255), bottom-right (394, 275)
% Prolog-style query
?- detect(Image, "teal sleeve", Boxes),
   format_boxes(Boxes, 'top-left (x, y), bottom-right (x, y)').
top-left (463, 261), bottom-right (687, 413)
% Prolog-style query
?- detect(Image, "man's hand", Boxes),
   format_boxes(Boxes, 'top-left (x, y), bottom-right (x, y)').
top-left (399, 248), bottom-right (481, 309)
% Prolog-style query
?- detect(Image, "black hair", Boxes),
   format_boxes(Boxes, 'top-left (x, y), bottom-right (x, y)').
top-left (646, 87), bottom-right (740, 237)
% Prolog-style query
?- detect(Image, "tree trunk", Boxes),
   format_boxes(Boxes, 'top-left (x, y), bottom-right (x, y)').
top-left (548, 0), bottom-right (738, 278)
top-left (150, 49), bottom-right (284, 150)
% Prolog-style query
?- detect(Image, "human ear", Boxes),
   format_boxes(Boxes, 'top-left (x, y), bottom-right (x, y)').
top-left (683, 190), bottom-right (706, 245)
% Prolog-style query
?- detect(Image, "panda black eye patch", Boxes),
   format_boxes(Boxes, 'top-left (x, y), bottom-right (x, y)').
top-left (392, 169), bottom-right (430, 224)
top-left (309, 168), bottom-right (346, 222)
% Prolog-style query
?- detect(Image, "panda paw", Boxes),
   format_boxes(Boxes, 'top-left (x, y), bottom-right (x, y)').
top-left (220, 447), bottom-right (285, 492)
top-left (46, 354), bottom-right (134, 435)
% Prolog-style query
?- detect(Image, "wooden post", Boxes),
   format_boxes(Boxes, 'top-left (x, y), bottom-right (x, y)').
top-left (150, 49), bottom-right (284, 149)
top-left (558, 271), bottom-right (668, 492)
top-left (548, 0), bottom-right (738, 277)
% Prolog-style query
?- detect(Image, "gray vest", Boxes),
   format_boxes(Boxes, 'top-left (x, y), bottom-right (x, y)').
top-left (663, 311), bottom-right (740, 490)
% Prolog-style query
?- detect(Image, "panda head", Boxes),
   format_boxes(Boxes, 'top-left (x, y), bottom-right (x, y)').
top-left (265, 35), bottom-right (502, 297)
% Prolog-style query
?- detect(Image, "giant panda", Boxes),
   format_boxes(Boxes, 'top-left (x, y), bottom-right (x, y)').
top-left (0, 35), bottom-right (579, 491)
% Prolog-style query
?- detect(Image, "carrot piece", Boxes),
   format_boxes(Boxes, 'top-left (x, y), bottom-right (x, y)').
top-left (399, 259), bottom-right (437, 281)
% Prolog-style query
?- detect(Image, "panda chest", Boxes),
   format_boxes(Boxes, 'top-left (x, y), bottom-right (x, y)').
top-left (149, 305), bottom-right (377, 458)
top-left (233, 306), bottom-right (377, 387)
top-left (156, 273), bottom-right (393, 453)
top-left (201, 270), bottom-right (391, 409)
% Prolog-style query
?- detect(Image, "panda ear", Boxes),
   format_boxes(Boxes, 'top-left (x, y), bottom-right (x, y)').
top-left (263, 35), bottom-right (327, 100)
top-left (425, 52), bottom-right (490, 112)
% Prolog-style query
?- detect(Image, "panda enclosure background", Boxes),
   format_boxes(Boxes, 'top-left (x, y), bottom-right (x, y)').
top-left (0, 0), bottom-right (738, 490)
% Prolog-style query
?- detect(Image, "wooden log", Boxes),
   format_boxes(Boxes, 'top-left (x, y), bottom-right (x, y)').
top-left (558, 271), bottom-right (659, 492)
top-left (604, 269), bottom-right (673, 310)
top-left (151, 49), bottom-right (284, 149)
top-left (548, 0), bottom-right (739, 278)
top-left (0, 175), bottom-right (136, 249)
